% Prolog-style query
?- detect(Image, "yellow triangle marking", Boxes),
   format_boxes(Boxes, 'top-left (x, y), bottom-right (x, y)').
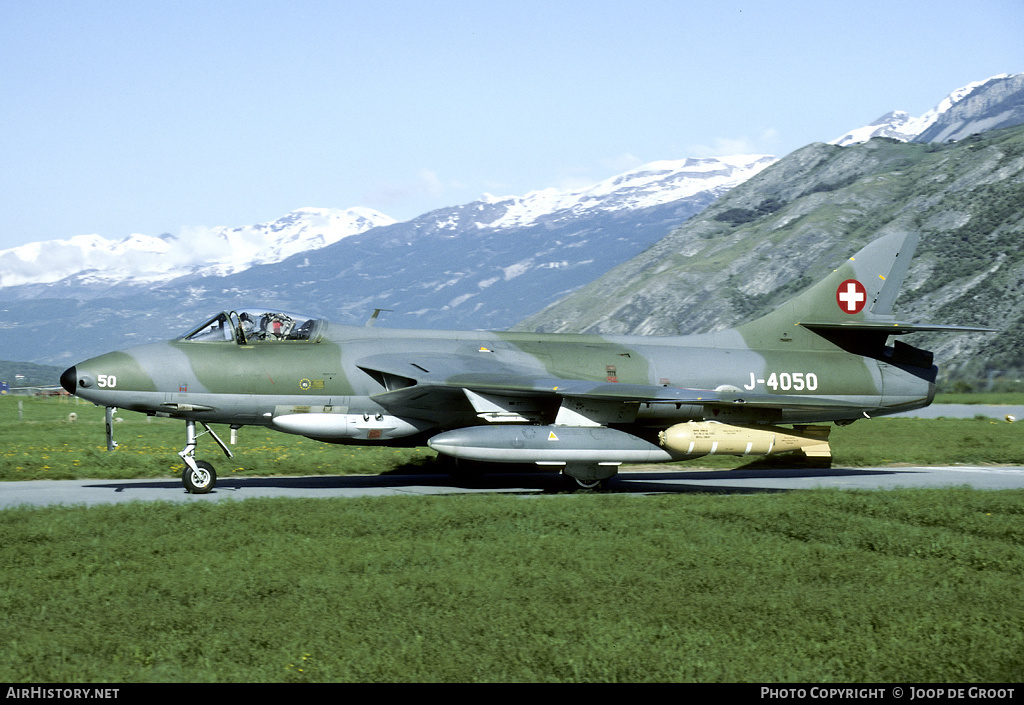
top-left (548, 431), bottom-right (559, 441)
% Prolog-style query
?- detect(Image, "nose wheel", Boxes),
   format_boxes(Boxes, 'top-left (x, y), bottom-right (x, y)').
top-left (183, 460), bottom-right (217, 494)
top-left (179, 420), bottom-right (233, 494)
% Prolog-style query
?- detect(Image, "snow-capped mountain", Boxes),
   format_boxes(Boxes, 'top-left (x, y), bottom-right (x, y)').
top-left (0, 206), bottom-right (395, 288)
top-left (831, 72), bottom-right (1024, 146)
top-left (0, 157), bottom-right (773, 292)
top-left (829, 110), bottom-right (931, 146)
top-left (479, 154), bottom-right (775, 230)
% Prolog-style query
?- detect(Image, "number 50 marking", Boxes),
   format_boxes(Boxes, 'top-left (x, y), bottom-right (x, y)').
top-left (98, 374), bottom-right (117, 388)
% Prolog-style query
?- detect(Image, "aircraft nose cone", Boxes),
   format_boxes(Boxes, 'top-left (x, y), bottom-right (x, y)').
top-left (60, 366), bottom-right (77, 394)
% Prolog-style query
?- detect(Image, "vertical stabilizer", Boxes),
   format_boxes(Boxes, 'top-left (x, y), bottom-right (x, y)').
top-left (870, 232), bottom-right (918, 316)
top-left (737, 231), bottom-right (919, 334)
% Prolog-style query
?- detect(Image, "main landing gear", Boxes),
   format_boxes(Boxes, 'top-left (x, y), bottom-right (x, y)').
top-left (180, 420), bottom-right (233, 494)
top-left (562, 462), bottom-right (619, 491)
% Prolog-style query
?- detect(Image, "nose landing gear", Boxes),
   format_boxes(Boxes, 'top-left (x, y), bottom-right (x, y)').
top-left (180, 420), bottom-right (233, 494)
top-left (183, 460), bottom-right (218, 494)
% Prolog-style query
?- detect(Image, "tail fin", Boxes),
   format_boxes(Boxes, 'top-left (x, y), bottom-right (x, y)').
top-left (737, 231), bottom-right (993, 346)
top-left (870, 232), bottom-right (918, 316)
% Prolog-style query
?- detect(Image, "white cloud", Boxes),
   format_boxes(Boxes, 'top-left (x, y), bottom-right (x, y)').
top-left (688, 128), bottom-right (780, 157)
top-left (542, 154), bottom-right (646, 194)
top-left (0, 208), bottom-right (390, 287)
top-left (361, 168), bottom-right (446, 209)
top-left (600, 153), bottom-right (645, 173)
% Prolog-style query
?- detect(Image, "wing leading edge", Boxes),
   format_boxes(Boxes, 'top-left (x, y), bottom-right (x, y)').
top-left (371, 373), bottom-right (867, 417)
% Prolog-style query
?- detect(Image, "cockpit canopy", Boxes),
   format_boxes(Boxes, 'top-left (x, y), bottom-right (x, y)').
top-left (181, 310), bottom-right (326, 344)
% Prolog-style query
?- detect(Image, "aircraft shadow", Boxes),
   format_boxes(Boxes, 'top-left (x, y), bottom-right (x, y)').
top-left (83, 465), bottom-right (916, 497)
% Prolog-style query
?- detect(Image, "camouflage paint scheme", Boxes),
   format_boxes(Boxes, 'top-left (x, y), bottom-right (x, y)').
top-left (61, 231), bottom-right (988, 491)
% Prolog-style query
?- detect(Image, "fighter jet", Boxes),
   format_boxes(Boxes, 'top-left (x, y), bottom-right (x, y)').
top-left (60, 231), bottom-right (990, 492)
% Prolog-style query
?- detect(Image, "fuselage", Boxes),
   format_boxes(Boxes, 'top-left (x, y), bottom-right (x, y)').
top-left (61, 315), bottom-right (936, 442)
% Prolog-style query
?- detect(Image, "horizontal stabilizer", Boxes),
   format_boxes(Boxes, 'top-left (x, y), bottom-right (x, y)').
top-left (799, 321), bottom-right (997, 335)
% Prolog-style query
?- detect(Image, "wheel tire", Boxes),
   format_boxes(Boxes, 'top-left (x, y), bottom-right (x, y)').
top-left (571, 477), bottom-right (608, 492)
top-left (183, 460), bottom-right (217, 494)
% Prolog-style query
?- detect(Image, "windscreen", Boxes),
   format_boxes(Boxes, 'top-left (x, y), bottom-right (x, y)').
top-left (182, 310), bottom-right (324, 343)
top-left (182, 312), bottom-right (236, 342)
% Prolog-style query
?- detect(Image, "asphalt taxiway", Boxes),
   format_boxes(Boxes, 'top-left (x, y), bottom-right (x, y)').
top-left (2, 465), bottom-right (1023, 509)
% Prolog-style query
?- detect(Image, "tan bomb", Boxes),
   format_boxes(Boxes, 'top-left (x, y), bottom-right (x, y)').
top-left (659, 421), bottom-right (831, 459)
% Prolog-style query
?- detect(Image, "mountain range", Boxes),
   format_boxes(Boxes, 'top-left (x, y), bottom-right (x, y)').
top-left (2, 72), bottom-right (1023, 384)
top-left (0, 154), bottom-right (774, 364)
top-left (0, 155), bottom-right (775, 291)
top-left (830, 73), bottom-right (1024, 146)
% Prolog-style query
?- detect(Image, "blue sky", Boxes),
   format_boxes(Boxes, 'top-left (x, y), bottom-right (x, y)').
top-left (1, 0), bottom-right (1022, 249)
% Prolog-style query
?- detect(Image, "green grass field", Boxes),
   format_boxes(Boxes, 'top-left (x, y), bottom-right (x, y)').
top-left (2, 396), bottom-right (1023, 683)
top-left (1, 489), bottom-right (1022, 682)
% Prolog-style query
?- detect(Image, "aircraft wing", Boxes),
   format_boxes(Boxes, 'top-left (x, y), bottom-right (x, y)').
top-left (359, 352), bottom-right (854, 422)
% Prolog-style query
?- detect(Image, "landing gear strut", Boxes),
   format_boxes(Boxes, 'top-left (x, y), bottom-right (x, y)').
top-left (105, 407), bottom-right (118, 451)
top-left (179, 420), bottom-right (233, 494)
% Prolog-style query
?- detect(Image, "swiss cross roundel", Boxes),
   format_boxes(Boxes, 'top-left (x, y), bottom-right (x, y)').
top-left (836, 279), bottom-right (867, 314)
